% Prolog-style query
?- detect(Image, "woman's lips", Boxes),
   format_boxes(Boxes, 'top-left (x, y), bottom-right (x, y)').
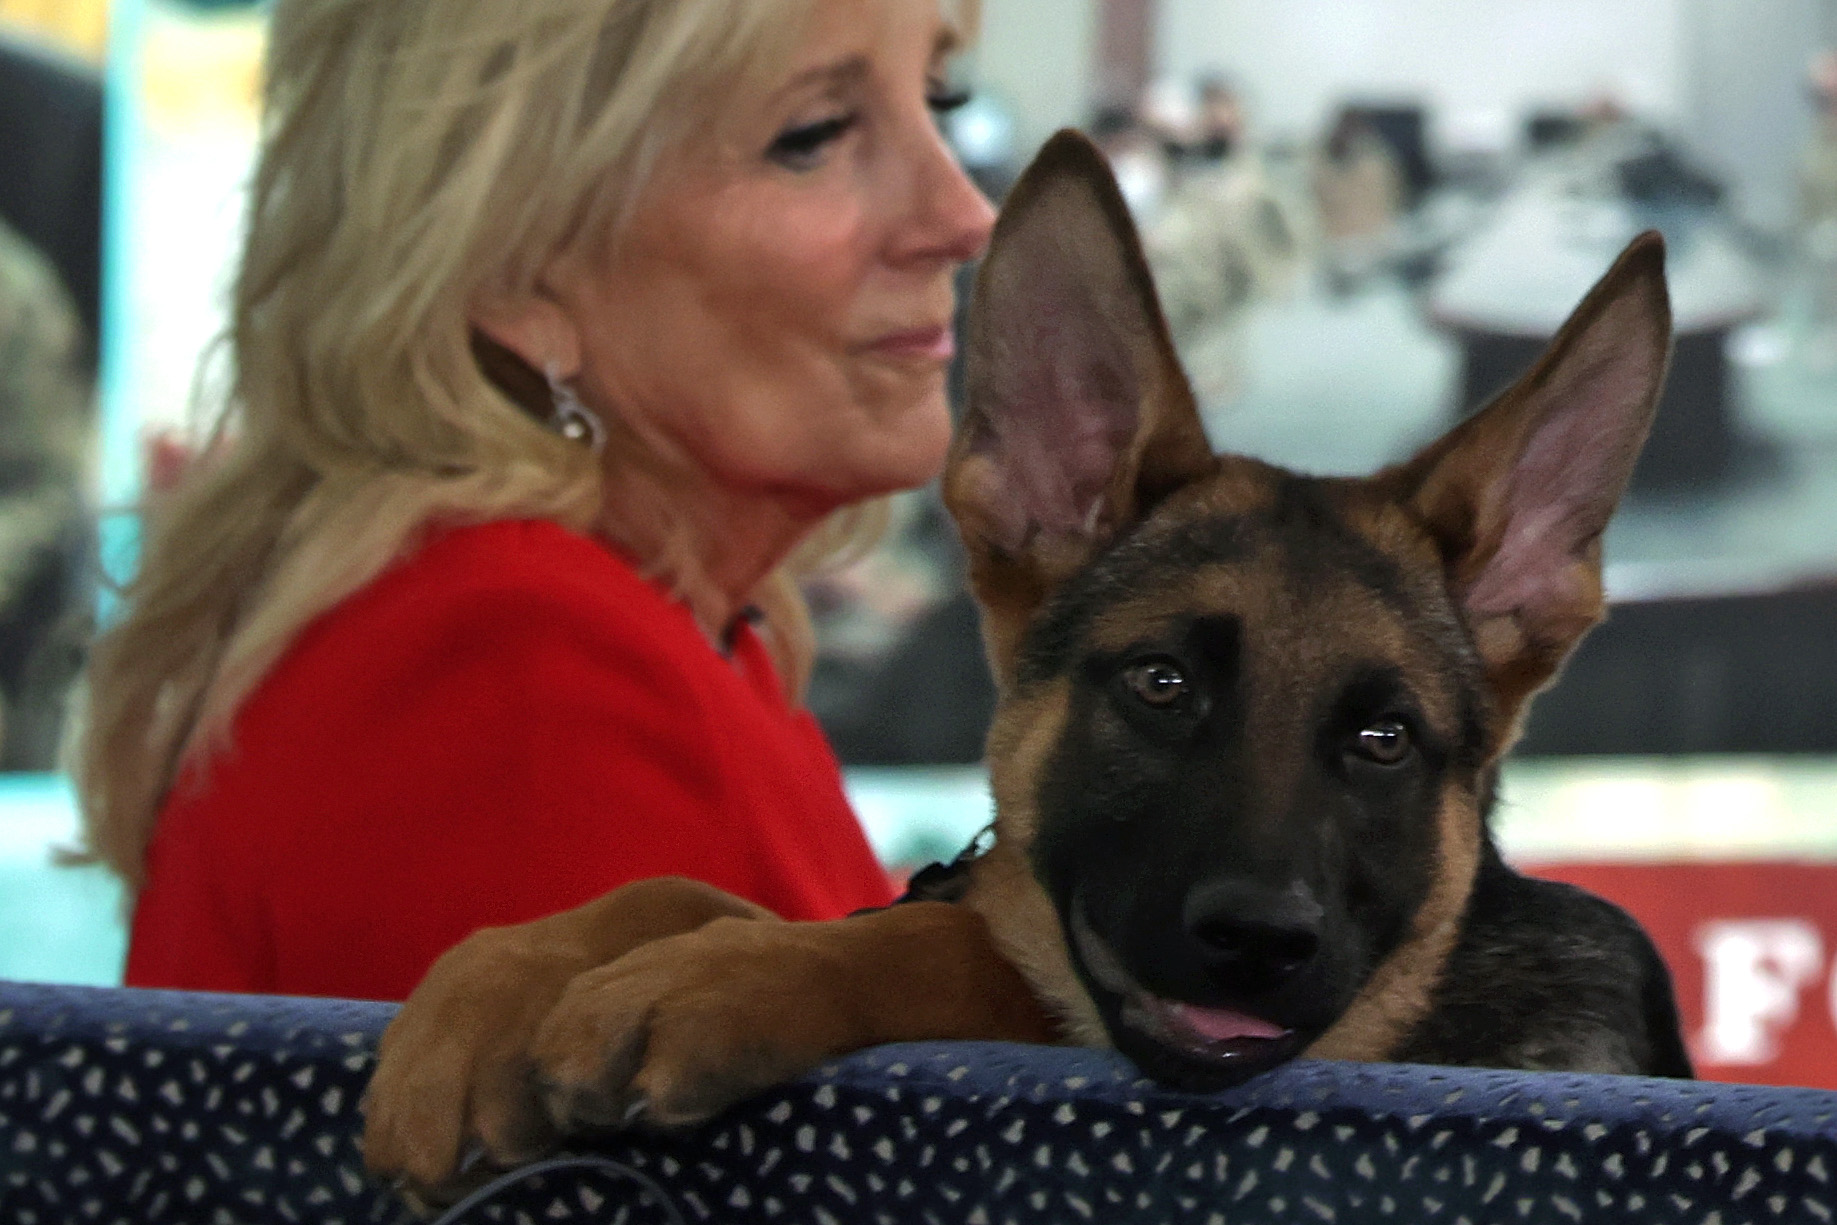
top-left (865, 325), bottom-right (955, 362)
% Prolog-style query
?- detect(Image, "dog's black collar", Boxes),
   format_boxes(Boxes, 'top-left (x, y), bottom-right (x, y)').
top-left (720, 604), bottom-right (765, 656)
top-left (848, 825), bottom-right (995, 918)
top-left (892, 822), bottom-right (996, 906)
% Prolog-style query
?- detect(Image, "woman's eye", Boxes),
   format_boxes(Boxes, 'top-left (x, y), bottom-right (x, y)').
top-left (1351, 718), bottom-right (1413, 766)
top-left (1122, 659), bottom-right (1189, 709)
top-left (926, 86), bottom-right (972, 116)
top-left (767, 113), bottom-right (857, 169)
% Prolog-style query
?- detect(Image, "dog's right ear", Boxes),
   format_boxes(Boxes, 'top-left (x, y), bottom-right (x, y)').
top-left (1379, 231), bottom-right (1672, 738)
top-left (945, 130), bottom-right (1215, 681)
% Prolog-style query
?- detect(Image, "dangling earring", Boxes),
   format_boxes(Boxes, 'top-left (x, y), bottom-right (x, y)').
top-left (544, 361), bottom-right (607, 454)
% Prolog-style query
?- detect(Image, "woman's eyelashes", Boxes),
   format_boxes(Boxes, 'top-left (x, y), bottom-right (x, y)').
top-left (767, 113), bottom-right (858, 169)
top-left (926, 86), bottom-right (972, 115)
top-left (766, 85), bottom-right (973, 170)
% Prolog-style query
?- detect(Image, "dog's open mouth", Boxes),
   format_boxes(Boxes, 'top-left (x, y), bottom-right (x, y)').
top-left (1069, 904), bottom-right (1304, 1087)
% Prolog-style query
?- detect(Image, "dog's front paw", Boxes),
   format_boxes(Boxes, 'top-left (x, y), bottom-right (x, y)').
top-left (529, 917), bottom-right (864, 1132)
top-left (363, 926), bottom-right (581, 1200)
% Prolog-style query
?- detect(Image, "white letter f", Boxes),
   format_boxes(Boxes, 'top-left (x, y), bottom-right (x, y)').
top-left (1695, 919), bottom-right (1823, 1065)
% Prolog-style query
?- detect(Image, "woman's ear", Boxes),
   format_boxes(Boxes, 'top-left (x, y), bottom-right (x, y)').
top-left (469, 285), bottom-right (582, 381)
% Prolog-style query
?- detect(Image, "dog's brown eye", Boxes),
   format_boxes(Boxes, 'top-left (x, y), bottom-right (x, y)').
top-left (1354, 719), bottom-right (1412, 764)
top-left (1123, 660), bottom-right (1189, 708)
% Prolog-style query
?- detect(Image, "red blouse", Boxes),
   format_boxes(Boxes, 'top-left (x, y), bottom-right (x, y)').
top-left (125, 519), bottom-right (895, 1001)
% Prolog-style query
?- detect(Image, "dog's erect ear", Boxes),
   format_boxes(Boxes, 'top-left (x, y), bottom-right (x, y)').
top-left (1383, 231), bottom-right (1672, 734)
top-left (945, 129), bottom-right (1215, 680)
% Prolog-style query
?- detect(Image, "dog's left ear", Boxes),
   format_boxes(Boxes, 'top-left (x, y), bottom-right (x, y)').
top-left (946, 130), bottom-right (1216, 680)
top-left (1381, 231), bottom-right (1672, 733)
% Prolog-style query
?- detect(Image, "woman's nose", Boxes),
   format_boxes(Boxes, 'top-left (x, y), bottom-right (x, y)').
top-left (897, 128), bottom-right (997, 266)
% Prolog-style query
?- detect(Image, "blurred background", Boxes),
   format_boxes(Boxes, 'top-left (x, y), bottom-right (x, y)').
top-left (3, 0), bottom-right (1837, 1086)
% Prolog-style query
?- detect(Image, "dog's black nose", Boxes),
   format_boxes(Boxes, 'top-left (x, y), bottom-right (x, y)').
top-left (1182, 878), bottom-right (1323, 993)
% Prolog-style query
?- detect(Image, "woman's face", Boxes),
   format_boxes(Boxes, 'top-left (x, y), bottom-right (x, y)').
top-left (548, 0), bottom-right (994, 524)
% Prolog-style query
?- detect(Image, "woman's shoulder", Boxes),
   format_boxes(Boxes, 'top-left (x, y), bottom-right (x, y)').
top-left (369, 518), bottom-right (674, 628)
top-left (406, 518), bottom-right (640, 591)
top-left (275, 518), bottom-right (709, 695)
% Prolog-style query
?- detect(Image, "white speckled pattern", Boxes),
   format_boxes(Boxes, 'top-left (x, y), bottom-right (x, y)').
top-left (3, 982), bottom-right (1836, 1224)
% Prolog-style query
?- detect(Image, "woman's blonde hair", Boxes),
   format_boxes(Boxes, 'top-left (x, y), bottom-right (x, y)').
top-left (76, 0), bottom-right (972, 891)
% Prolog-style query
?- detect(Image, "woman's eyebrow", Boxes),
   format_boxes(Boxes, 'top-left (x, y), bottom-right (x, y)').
top-left (779, 55), bottom-right (870, 99)
top-left (767, 34), bottom-right (962, 114)
top-left (778, 24), bottom-right (964, 100)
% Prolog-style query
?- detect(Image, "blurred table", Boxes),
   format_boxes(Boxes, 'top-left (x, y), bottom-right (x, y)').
top-left (1428, 191), bottom-right (1768, 492)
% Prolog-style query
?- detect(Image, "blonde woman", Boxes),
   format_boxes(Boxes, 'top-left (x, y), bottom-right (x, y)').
top-left (76, 0), bottom-right (993, 1002)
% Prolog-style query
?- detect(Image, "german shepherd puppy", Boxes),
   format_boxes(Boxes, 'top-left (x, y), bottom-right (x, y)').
top-left (365, 131), bottom-right (1690, 1196)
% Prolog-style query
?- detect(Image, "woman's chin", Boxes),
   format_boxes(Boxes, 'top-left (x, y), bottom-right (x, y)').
top-left (823, 417), bottom-right (955, 502)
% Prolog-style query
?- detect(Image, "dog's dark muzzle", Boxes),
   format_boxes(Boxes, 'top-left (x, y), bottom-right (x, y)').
top-left (1182, 876), bottom-right (1325, 998)
top-left (1066, 871), bottom-right (1343, 1090)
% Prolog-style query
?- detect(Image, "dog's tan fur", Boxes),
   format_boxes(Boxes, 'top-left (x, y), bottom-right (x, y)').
top-left (1304, 789), bottom-right (1483, 1060)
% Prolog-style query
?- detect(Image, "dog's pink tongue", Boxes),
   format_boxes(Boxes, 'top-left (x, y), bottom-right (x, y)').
top-left (1170, 1002), bottom-right (1289, 1042)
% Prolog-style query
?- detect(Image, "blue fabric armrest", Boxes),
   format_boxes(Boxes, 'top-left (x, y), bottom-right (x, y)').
top-left (4, 981), bottom-right (1836, 1224)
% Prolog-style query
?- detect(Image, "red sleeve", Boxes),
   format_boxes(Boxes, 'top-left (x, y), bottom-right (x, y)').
top-left (136, 566), bottom-right (787, 1002)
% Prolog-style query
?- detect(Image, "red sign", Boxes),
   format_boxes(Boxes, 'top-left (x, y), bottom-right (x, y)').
top-left (1524, 861), bottom-right (1837, 1088)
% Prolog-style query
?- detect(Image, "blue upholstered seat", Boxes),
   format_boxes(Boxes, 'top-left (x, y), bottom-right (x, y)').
top-left (3, 980), bottom-right (1835, 1224)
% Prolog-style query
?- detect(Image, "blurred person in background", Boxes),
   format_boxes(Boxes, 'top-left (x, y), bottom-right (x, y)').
top-left (1311, 105), bottom-right (1405, 292)
top-left (1088, 101), bottom-right (1172, 221)
top-left (0, 218), bottom-right (93, 771)
top-left (1140, 75), bottom-right (1307, 406)
top-left (1186, 74), bottom-right (1246, 165)
top-left (0, 27), bottom-right (105, 772)
top-left (1800, 50), bottom-right (1837, 364)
